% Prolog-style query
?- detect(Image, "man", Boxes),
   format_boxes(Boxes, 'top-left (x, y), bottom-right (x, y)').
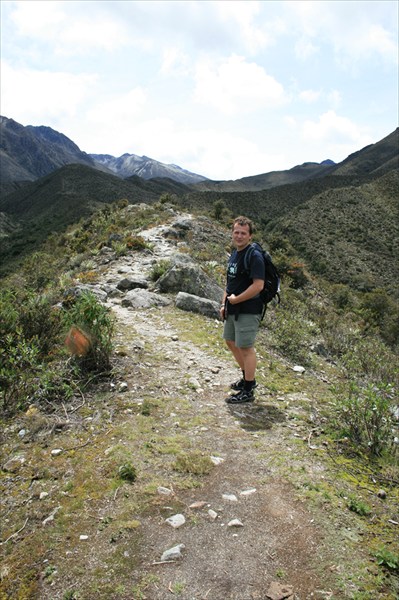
top-left (220, 216), bottom-right (265, 404)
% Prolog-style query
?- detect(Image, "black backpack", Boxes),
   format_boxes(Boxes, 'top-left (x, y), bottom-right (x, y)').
top-left (243, 242), bottom-right (281, 318)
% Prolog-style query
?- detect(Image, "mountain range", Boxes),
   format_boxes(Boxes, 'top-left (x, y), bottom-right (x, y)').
top-left (0, 116), bottom-right (398, 300)
top-left (0, 116), bottom-right (206, 197)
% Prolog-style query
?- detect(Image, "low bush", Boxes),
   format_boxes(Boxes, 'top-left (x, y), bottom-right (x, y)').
top-left (0, 286), bottom-right (115, 414)
top-left (61, 291), bottom-right (115, 373)
top-left (332, 381), bottom-right (397, 457)
top-left (265, 291), bottom-right (318, 365)
top-left (149, 259), bottom-right (171, 282)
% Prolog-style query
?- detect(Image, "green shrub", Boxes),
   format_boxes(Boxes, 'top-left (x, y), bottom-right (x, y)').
top-left (266, 292), bottom-right (317, 365)
top-left (149, 260), bottom-right (171, 282)
top-left (212, 199), bottom-right (227, 221)
top-left (347, 495), bottom-right (372, 516)
top-left (341, 336), bottom-right (398, 387)
top-left (330, 283), bottom-right (353, 310)
top-left (0, 288), bottom-right (73, 413)
top-left (375, 546), bottom-right (399, 571)
top-left (61, 291), bottom-right (115, 373)
top-left (173, 451), bottom-right (214, 475)
top-left (332, 382), bottom-right (396, 456)
top-left (118, 463), bottom-right (137, 482)
top-left (125, 234), bottom-right (149, 251)
top-left (0, 331), bottom-right (40, 412)
top-left (359, 289), bottom-right (399, 348)
top-left (0, 329), bottom-right (74, 413)
top-left (285, 261), bottom-right (309, 289)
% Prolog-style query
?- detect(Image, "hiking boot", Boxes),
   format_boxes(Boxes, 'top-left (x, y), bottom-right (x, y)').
top-left (230, 379), bottom-right (257, 391)
top-left (230, 378), bottom-right (245, 391)
top-left (225, 388), bottom-right (255, 404)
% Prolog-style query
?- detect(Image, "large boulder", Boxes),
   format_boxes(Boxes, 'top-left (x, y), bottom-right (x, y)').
top-left (156, 254), bottom-right (223, 303)
top-left (175, 292), bottom-right (220, 319)
top-left (121, 288), bottom-right (172, 309)
top-left (116, 277), bottom-right (148, 291)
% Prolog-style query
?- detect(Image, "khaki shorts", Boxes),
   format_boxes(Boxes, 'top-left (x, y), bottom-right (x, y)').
top-left (223, 313), bottom-right (261, 348)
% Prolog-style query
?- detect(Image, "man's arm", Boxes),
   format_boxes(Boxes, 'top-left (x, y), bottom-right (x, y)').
top-left (227, 278), bottom-right (264, 305)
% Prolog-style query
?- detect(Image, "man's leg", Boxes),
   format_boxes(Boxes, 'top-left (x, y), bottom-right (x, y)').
top-left (239, 346), bottom-right (257, 381)
top-left (225, 340), bottom-right (245, 372)
top-left (225, 343), bottom-right (257, 403)
top-left (225, 341), bottom-right (256, 380)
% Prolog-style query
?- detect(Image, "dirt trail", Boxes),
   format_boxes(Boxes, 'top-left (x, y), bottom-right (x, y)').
top-left (85, 218), bottom-right (342, 599)
top-left (1, 212), bottom-right (378, 600)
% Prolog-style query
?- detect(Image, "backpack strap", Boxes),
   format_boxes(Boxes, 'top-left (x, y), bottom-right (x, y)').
top-left (235, 243), bottom-right (258, 321)
top-left (243, 243), bottom-right (255, 274)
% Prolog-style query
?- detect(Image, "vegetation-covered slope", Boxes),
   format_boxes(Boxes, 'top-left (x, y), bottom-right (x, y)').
top-left (0, 201), bottom-right (398, 599)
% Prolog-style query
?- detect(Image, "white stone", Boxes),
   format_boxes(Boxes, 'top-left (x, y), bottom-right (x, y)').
top-left (161, 544), bottom-right (185, 562)
top-left (189, 501), bottom-right (208, 509)
top-left (157, 486), bottom-right (173, 496)
top-left (79, 535), bottom-right (89, 541)
top-left (210, 456), bottom-right (224, 465)
top-left (240, 488), bottom-right (257, 496)
top-left (228, 519), bottom-right (244, 527)
top-left (222, 493), bottom-right (238, 502)
top-left (51, 448), bottom-right (63, 456)
top-left (39, 492), bottom-right (49, 500)
top-left (165, 514), bottom-right (185, 528)
top-left (293, 365), bottom-right (306, 373)
top-left (208, 509), bottom-right (218, 521)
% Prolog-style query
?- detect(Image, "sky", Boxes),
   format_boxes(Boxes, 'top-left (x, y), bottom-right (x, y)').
top-left (1, 0), bottom-right (398, 181)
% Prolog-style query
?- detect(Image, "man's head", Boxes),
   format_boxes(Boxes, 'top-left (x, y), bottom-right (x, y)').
top-left (232, 216), bottom-right (254, 235)
top-left (232, 216), bottom-right (254, 251)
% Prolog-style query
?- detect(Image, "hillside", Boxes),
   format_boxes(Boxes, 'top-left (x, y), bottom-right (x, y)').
top-left (0, 116), bottom-right (96, 185)
top-left (330, 128), bottom-right (399, 177)
top-left (193, 160), bottom-right (334, 192)
top-left (0, 205), bottom-right (398, 599)
top-left (271, 170), bottom-right (399, 296)
top-left (0, 165), bottom-right (189, 270)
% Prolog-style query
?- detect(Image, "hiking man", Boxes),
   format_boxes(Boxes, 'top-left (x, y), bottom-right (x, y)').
top-left (220, 216), bottom-right (265, 404)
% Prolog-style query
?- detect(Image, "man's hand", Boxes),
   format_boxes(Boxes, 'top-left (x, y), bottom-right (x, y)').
top-left (227, 294), bottom-right (238, 304)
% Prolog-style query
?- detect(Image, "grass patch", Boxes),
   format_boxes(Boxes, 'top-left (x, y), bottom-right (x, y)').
top-left (173, 450), bottom-right (215, 475)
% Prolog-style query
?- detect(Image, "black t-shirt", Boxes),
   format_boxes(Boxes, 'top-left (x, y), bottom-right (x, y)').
top-left (225, 245), bottom-right (265, 315)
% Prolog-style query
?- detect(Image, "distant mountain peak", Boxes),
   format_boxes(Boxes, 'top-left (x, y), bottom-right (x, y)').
top-left (90, 152), bottom-right (207, 185)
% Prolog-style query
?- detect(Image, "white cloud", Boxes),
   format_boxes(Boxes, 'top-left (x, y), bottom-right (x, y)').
top-left (58, 17), bottom-right (129, 54)
top-left (299, 89), bottom-right (321, 103)
top-left (10, 0), bottom-right (65, 38)
top-left (287, 0), bottom-right (398, 67)
top-left (327, 90), bottom-right (342, 109)
top-left (9, 0), bottom-right (130, 54)
top-left (214, 0), bottom-right (271, 54)
top-left (295, 35), bottom-right (318, 60)
top-left (302, 110), bottom-right (372, 160)
top-left (86, 88), bottom-right (147, 124)
top-left (1, 60), bottom-right (97, 123)
top-left (160, 47), bottom-right (191, 77)
top-left (194, 55), bottom-right (286, 115)
top-left (154, 128), bottom-right (287, 180)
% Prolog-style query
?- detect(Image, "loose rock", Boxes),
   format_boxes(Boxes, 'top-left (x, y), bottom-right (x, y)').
top-left (160, 543), bottom-right (185, 562)
top-left (165, 514), bottom-right (185, 528)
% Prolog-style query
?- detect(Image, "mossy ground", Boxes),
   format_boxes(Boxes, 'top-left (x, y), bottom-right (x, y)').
top-left (1, 302), bottom-right (398, 598)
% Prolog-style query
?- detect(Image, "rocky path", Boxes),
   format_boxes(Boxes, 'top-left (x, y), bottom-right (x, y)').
top-left (89, 216), bottom-right (341, 600)
top-left (2, 211), bottom-right (373, 600)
